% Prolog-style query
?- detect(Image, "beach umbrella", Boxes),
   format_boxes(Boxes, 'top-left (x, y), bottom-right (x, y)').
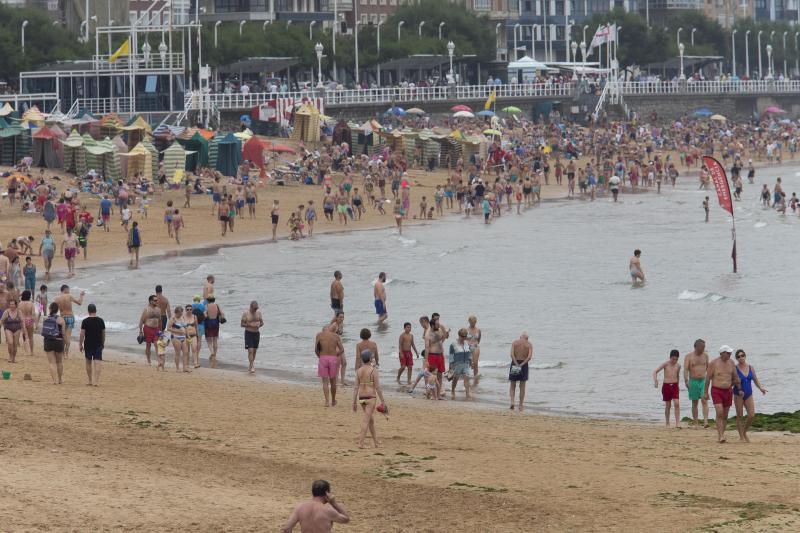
top-left (483, 129), bottom-right (502, 136)
top-left (385, 106), bottom-right (406, 117)
top-left (692, 108), bottom-right (713, 117)
top-left (501, 106), bottom-right (522, 114)
top-left (765, 106), bottom-right (786, 114)
top-left (476, 110), bottom-right (495, 117)
top-left (453, 110), bottom-right (475, 119)
top-left (710, 114), bottom-right (727, 122)
top-left (451, 104), bottom-right (473, 113)
top-left (406, 107), bottom-right (425, 115)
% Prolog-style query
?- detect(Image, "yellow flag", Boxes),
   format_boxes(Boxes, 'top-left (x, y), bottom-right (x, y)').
top-left (109, 39), bottom-right (130, 63)
top-left (484, 89), bottom-right (496, 111)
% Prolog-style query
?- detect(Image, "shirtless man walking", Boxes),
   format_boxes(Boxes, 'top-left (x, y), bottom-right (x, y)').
top-left (330, 271), bottom-right (344, 315)
top-left (703, 345), bottom-right (743, 443)
top-left (154, 285), bottom-right (170, 331)
top-left (138, 295), bottom-right (162, 365)
top-left (241, 300), bottom-right (263, 374)
top-left (281, 480), bottom-right (350, 533)
top-left (629, 249), bottom-right (645, 285)
top-left (509, 333), bottom-right (533, 411)
top-left (55, 284), bottom-right (85, 358)
top-left (315, 325), bottom-right (344, 407)
top-left (684, 339), bottom-right (710, 428)
top-left (373, 272), bottom-right (387, 324)
top-left (203, 275), bottom-right (215, 301)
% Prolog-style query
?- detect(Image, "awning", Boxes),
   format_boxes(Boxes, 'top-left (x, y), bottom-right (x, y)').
top-left (378, 54), bottom-right (478, 71)
top-left (219, 57), bottom-right (301, 75)
top-left (507, 56), bottom-right (549, 70)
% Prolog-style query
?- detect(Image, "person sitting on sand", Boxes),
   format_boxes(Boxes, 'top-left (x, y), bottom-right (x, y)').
top-left (281, 480), bottom-right (350, 533)
top-left (653, 349), bottom-right (682, 428)
top-left (352, 349), bottom-right (386, 449)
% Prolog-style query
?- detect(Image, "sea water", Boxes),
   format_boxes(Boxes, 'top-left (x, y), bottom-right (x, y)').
top-left (71, 167), bottom-right (800, 420)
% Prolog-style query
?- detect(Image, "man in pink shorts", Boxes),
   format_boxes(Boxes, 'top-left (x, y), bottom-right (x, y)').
top-left (315, 325), bottom-right (344, 407)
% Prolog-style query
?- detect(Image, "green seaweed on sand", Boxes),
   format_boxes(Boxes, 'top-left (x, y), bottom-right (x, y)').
top-left (682, 410), bottom-right (800, 433)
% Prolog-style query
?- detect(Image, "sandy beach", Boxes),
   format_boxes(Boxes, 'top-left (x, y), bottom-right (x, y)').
top-left (1, 350), bottom-right (799, 532)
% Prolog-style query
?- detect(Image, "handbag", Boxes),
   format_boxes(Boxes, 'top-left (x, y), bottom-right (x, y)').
top-left (444, 368), bottom-right (454, 381)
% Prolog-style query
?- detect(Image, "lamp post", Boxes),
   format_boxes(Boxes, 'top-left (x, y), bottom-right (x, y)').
top-left (691, 27), bottom-right (696, 46)
top-left (495, 22), bottom-right (502, 60)
top-left (795, 32), bottom-right (799, 77)
top-left (159, 41), bottom-right (167, 65)
top-left (315, 42), bottom-right (324, 88)
top-left (731, 30), bottom-right (737, 78)
top-left (447, 40), bottom-right (455, 84)
top-left (418, 21), bottom-right (425, 38)
top-left (239, 20), bottom-right (246, 37)
top-left (783, 31), bottom-right (788, 78)
top-left (309, 20), bottom-right (316, 40)
top-left (513, 23), bottom-right (520, 60)
top-left (79, 21), bottom-right (87, 43)
top-left (354, 21), bottom-right (360, 85)
top-left (580, 40), bottom-right (586, 79)
top-left (745, 30), bottom-right (750, 79)
top-left (263, 20), bottom-right (271, 32)
top-left (677, 27), bottom-right (683, 49)
top-left (679, 42), bottom-right (685, 80)
top-left (615, 25), bottom-right (622, 65)
top-left (758, 30), bottom-right (763, 79)
top-left (21, 20), bottom-right (28, 55)
top-left (583, 24), bottom-right (588, 45)
top-left (377, 20), bottom-right (384, 86)
top-left (439, 21), bottom-right (445, 40)
top-left (766, 44), bottom-right (773, 80)
top-left (571, 41), bottom-right (578, 80)
top-left (397, 20), bottom-right (404, 41)
top-left (532, 24), bottom-right (539, 59)
top-left (214, 21), bottom-right (221, 48)
top-left (108, 20), bottom-right (114, 60)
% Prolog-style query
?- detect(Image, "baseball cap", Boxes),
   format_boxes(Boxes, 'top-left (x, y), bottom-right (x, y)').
top-left (718, 345), bottom-right (733, 354)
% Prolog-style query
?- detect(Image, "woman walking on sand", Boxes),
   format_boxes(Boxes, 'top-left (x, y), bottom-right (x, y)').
top-left (466, 316), bottom-right (482, 385)
top-left (42, 302), bottom-right (66, 384)
top-left (2, 299), bottom-right (23, 363)
top-left (733, 349), bottom-right (768, 442)
top-left (127, 221), bottom-right (141, 269)
top-left (19, 290), bottom-right (36, 354)
top-left (352, 350), bottom-right (386, 449)
top-left (393, 198), bottom-right (403, 234)
top-left (167, 306), bottom-right (190, 373)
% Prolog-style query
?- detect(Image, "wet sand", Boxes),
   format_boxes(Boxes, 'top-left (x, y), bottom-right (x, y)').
top-left (1, 350), bottom-right (798, 531)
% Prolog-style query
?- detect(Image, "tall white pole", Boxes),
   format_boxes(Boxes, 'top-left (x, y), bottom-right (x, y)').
top-left (215, 21), bottom-right (221, 48)
top-left (758, 30), bottom-right (763, 79)
top-left (377, 21), bottom-right (383, 86)
top-left (21, 20), bottom-right (28, 54)
top-left (355, 21), bottom-right (360, 85)
top-left (513, 23), bottom-right (520, 60)
top-left (333, 0), bottom-right (337, 82)
top-left (732, 30), bottom-right (737, 78)
top-left (745, 30), bottom-right (750, 79)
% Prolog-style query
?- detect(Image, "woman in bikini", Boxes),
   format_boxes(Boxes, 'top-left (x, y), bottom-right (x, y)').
top-left (352, 350), bottom-right (386, 449)
top-left (19, 290), bottom-right (36, 355)
top-left (167, 306), bottom-right (190, 373)
top-left (466, 315), bottom-right (482, 385)
top-left (1, 299), bottom-right (23, 362)
top-left (184, 304), bottom-right (201, 368)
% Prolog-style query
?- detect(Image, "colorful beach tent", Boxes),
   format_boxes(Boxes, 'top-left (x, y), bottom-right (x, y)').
top-left (32, 126), bottom-right (63, 168)
top-left (99, 113), bottom-right (124, 137)
top-left (0, 118), bottom-right (27, 165)
top-left (62, 129), bottom-right (87, 176)
top-left (140, 139), bottom-right (160, 179)
top-left (22, 106), bottom-right (46, 126)
top-left (242, 136), bottom-right (265, 169)
top-left (112, 135), bottom-right (129, 175)
top-left (121, 115), bottom-right (152, 147)
top-left (121, 143), bottom-right (153, 181)
top-left (0, 103), bottom-right (14, 117)
top-left (215, 133), bottom-right (242, 177)
top-left (207, 133), bottom-right (225, 170)
top-left (100, 137), bottom-right (122, 179)
top-left (82, 134), bottom-right (102, 171)
top-left (176, 131), bottom-right (209, 171)
top-left (162, 142), bottom-right (187, 180)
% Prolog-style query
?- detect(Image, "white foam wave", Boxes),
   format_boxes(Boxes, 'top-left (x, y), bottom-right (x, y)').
top-left (477, 360), bottom-right (564, 370)
top-left (754, 222), bottom-right (767, 228)
top-left (397, 237), bottom-right (417, 247)
top-left (438, 244), bottom-right (468, 258)
top-left (678, 290), bottom-right (725, 302)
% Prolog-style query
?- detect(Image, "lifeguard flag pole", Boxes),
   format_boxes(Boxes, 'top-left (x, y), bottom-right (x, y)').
top-left (703, 156), bottom-right (737, 273)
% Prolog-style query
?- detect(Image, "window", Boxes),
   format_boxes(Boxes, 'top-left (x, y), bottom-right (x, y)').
top-left (380, 0), bottom-right (387, 4)
top-left (379, 13), bottom-right (387, 22)
top-left (524, 0), bottom-right (532, 10)
top-left (361, 14), bottom-right (368, 24)
top-left (473, 0), bottom-right (491, 9)
top-left (129, 10), bottom-right (138, 25)
top-left (370, 14), bottom-right (378, 24)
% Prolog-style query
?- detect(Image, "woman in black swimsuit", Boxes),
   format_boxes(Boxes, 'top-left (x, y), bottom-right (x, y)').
top-left (1, 299), bottom-right (22, 363)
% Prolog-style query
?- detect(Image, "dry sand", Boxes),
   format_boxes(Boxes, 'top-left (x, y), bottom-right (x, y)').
top-left (1, 350), bottom-right (798, 532)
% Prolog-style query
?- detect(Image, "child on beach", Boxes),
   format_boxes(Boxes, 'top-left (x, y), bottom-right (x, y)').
top-left (156, 332), bottom-right (169, 371)
top-left (424, 363), bottom-right (439, 400)
top-left (653, 349), bottom-right (682, 428)
top-left (35, 284), bottom-right (48, 325)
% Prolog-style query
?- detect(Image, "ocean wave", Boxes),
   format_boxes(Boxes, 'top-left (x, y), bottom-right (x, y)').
top-left (74, 316), bottom-right (137, 331)
top-left (754, 222), bottom-right (767, 228)
top-left (397, 237), bottom-right (417, 247)
top-left (678, 290), bottom-right (726, 302)
top-left (477, 360), bottom-right (564, 370)
top-left (438, 244), bottom-right (468, 258)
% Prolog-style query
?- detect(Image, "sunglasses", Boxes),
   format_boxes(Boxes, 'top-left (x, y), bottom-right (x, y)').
top-left (736, 354), bottom-right (746, 359)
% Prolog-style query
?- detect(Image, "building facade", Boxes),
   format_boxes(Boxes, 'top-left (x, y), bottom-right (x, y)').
top-left (199, 0), bottom-right (354, 23)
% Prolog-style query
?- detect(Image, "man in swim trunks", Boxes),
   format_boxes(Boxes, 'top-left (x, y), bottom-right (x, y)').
top-left (330, 270), bottom-right (344, 315)
top-left (315, 324), bottom-right (344, 407)
top-left (397, 322), bottom-right (419, 385)
top-left (281, 479), bottom-right (350, 533)
top-left (653, 349), bottom-right (682, 428)
top-left (203, 275), bottom-right (215, 301)
top-left (138, 294), bottom-right (162, 365)
top-left (426, 316), bottom-right (447, 398)
top-left (55, 284), bottom-right (85, 358)
top-left (373, 272), bottom-right (387, 324)
top-left (684, 339), bottom-right (710, 428)
top-left (155, 285), bottom-right (170, 331)
top-left (629, 249), bottom-right (645, 285)
top-left (703, 345), bottom-right (743, 443)
top-left (509, 333), bottom-right (533, 411)
top-left (240, 300), bottom-right (263, 374)
top-left (204, 296), bottom-right (224, 368)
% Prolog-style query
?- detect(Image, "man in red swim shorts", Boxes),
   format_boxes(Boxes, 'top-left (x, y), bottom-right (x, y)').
top-left (138, 295), bottom-right (162, 366)
top-left (425, 316), bottom-right (449, 397)
top-left (653, 349), bottom-right (682, 428)
top-left (397, 322), bottom-right (419, 385)
top-left (704, 345), bottom-right (743, 443)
